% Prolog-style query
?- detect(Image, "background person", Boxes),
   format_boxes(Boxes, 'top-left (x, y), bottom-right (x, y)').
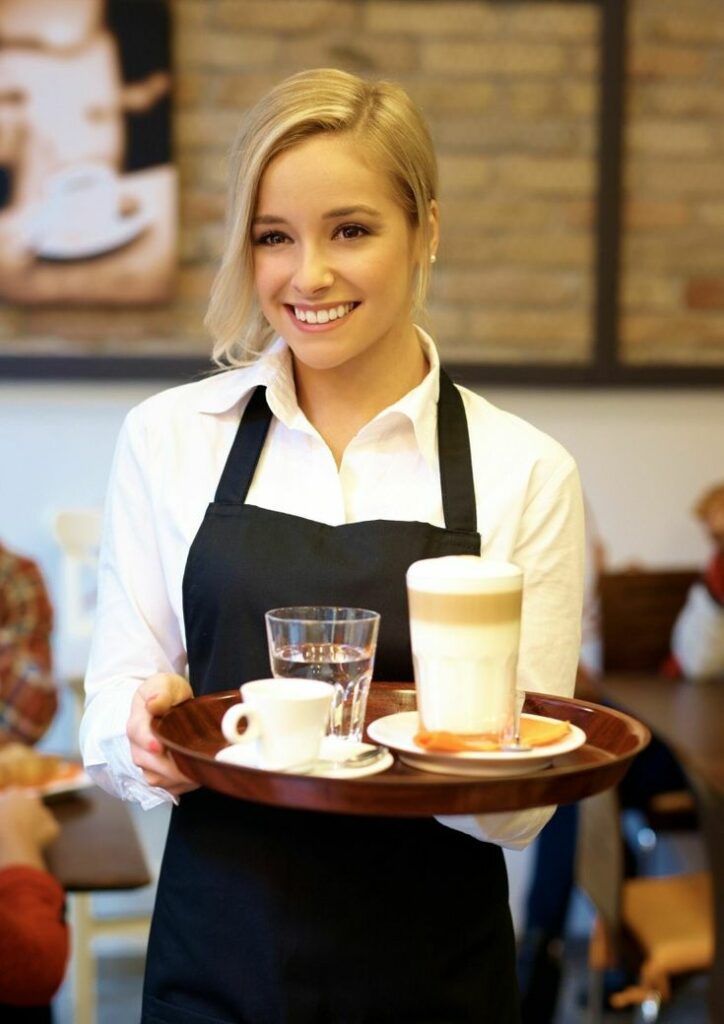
top-left (80, 68), bottom-right (584, 1023)
top-left (0, 789), bottom-right (69, 1022)
top-left (669, 480), bottom-right (724, 681)
top-left (0, 540), bottom-right (57, 748)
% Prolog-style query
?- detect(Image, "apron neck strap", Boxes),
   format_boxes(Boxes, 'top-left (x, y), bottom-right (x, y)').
top-left (437, 369), bottom-right (477, 533)
top-left (214, 386), bottom-right (271, 504)
top-left (214, 373), bottom-right (478, 534)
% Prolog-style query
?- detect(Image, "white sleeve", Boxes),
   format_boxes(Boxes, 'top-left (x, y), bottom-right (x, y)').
top-left (435, 458), bottom-right (585, 848)
top-left (670, 583), bottom-right (724, 681)
top-left (79, 407), bottom-right (186, 809)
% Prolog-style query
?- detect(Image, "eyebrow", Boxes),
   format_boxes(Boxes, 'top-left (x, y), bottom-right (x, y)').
top-left (252, 205), bottom-right (383, 226)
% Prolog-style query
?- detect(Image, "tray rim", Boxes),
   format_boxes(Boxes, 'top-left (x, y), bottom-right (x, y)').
top-left (153, 685), bottom-right (651, 816)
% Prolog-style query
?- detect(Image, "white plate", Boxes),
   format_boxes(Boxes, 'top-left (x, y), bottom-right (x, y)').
top-left (367, 712), bottom-right (586, 778)
top-left (40, 768), bottom-right (94, 798)
top-left (215, 736), bottom-right (393, 779)
top-left (1, 762), bottom-right (94, 798)
top-left (31, 211), bottom-right (151, 261)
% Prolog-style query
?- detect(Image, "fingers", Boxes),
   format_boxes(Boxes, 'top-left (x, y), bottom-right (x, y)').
top-left (128, 674), bottom-right (197, 794)
top-left (141, 673), bottom-right (193, 716)
top-left (37, 804), bottom-right (60, 848)
top-left (132, 744), bottom-right (194, 791)
top-left (0, 790), bottom-right (59, 848)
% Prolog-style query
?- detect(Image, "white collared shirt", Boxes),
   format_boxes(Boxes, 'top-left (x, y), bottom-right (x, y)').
top-left (80, 331), bottom-right (584, 847)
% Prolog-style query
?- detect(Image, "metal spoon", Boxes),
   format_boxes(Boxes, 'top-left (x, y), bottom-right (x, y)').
top-left (284, 744), bottom-right (389, 775)
top-left (500, 722), bottom-right (532, 753)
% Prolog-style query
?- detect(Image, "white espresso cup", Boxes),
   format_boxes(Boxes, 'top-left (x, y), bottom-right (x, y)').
top-left (220, 678), bottom-right (334, 770)
top-left (406, 556), bottom-right (523, 737)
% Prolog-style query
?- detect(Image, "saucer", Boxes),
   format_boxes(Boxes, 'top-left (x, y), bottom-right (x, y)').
top-left (25, 204), bottom-right (151, 260)
top-left (215, 736), bottom-right (393, 779)
top-left (367, 712), bottom-right (586, 778)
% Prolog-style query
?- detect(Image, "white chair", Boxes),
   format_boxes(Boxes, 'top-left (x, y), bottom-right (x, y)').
top-left (52, 508), bottom-right (158, 1024)
top-left (52, 508), bottom-right (103, 690)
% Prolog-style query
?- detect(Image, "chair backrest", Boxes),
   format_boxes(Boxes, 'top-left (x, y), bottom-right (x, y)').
top-left (52, 508), bottom-right (103, 679)
top-left (599, 568), bottom-right (699, 673)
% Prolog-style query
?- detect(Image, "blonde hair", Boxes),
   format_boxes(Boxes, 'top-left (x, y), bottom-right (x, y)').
top-left (205, 68), bottom-right (438, 368)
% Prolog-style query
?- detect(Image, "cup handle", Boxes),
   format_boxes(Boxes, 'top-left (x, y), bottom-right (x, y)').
top-left (221, 704), bottom-right (260, 745)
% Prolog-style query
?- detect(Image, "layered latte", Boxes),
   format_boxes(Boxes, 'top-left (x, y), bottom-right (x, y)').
top-left (407, 556), bottom-right (523, 736)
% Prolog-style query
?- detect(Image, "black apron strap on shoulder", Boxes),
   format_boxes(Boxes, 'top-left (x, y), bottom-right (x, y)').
top-left (214, 386), bottom-right (272, 504)
top-left (437, 370), bottom-right (477, 533)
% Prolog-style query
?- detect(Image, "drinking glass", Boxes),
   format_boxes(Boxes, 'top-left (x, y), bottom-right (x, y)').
top-left (265, 607), bottom-right (380, 742)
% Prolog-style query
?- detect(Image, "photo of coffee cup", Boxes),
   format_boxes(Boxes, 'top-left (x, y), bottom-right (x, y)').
top-left (220, 678), bottom-right (334, 771)
top-left (31, 163), bottom-right (117, 240)
top-left (406, 556), bottom-right (523, 738)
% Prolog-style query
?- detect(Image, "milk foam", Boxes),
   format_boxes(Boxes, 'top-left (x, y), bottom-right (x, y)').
top-left (406, 556), bottom-right (522, 594)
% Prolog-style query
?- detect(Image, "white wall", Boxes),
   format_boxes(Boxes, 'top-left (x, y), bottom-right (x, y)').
top-left (481, 386), bottom-right (722, 568)
top-left (2, 379), bottom-right (721, 590)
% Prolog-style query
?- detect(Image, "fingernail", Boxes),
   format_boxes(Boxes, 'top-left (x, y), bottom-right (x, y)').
top-left (149, 739), bottom-right (162, 754)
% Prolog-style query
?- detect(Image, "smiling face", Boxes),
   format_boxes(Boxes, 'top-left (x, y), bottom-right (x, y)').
top-left (252, 133), bottom-right (434, 383)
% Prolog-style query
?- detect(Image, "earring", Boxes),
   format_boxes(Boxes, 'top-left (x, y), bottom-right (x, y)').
top-left (430, 254), bottom-right (437, 264)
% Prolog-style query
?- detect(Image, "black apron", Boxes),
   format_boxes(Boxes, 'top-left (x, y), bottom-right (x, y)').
top-left (142, 372), bottom-right (520, 1024)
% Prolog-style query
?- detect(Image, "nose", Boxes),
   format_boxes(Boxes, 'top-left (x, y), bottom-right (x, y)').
top-left (291, 245), bottom-right (334, 297)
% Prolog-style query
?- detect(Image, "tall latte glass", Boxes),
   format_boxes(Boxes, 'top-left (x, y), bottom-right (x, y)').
top-left (407, 556), bottom-right (523, 739)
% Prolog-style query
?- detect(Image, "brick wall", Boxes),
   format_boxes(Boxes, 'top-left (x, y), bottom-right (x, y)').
top-left (1, 0), bottom-right (722, 370)
top-left (622, 0), bottom-right (724, 365)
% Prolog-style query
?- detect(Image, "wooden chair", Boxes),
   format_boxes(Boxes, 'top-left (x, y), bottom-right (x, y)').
top-left (599, 568), bottom-right (698, 675)
top-left (598, 568), bottom-right (700, 832)
top-left (576, 786), bottom-right (713, 1023)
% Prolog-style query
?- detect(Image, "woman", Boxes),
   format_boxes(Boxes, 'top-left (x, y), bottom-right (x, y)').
top-left (80, 68), bottom-right (584, 1024)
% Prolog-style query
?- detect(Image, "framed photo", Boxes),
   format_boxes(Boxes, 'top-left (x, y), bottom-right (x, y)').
top-left (0, 0), bottom-right (175, 310)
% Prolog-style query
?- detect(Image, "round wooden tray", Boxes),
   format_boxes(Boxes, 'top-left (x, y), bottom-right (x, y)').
top-left (153, 685), bottom-right (650, 816)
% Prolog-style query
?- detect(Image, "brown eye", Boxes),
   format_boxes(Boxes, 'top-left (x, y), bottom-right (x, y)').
top-left (255, 231), bottom-right (288, 246)
top-left (335, 224), bottom-right (368, 240)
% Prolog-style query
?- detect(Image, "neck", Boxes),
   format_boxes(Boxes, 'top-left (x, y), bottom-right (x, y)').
top-left (293, 328), bottom-right (429, 467)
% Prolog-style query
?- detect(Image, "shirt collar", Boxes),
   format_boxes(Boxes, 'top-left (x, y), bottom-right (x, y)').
top-left (367, 328), bottom-right (441, 467)
top-left (193, 329), bottom-right (442, 466)
top-left (192, 337), bottom-right (294, 416)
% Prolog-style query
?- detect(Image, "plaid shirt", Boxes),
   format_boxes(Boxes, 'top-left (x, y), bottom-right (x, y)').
top-left (0, 543), bottom-right (57, 746)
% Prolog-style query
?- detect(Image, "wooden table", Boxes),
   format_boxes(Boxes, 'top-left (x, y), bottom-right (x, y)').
top-left (595, 673), bottom-right (724, 1022)
top-left (45, 785), bottom-right (150, 892)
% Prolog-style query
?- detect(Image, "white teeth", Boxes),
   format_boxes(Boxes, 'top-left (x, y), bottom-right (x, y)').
top-left (293, 303), bottom-right (354, 324)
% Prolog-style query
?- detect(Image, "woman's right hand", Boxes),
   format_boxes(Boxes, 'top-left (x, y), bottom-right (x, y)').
top-left (127, 673), bottom-right (198, 797)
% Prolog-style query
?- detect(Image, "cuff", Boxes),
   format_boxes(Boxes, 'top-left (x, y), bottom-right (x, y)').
top-left (434, 805), bottom-right (556, 850)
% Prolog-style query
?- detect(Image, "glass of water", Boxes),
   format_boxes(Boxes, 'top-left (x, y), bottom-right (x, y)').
top-left (265, 607), bottom-right (380, 742)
